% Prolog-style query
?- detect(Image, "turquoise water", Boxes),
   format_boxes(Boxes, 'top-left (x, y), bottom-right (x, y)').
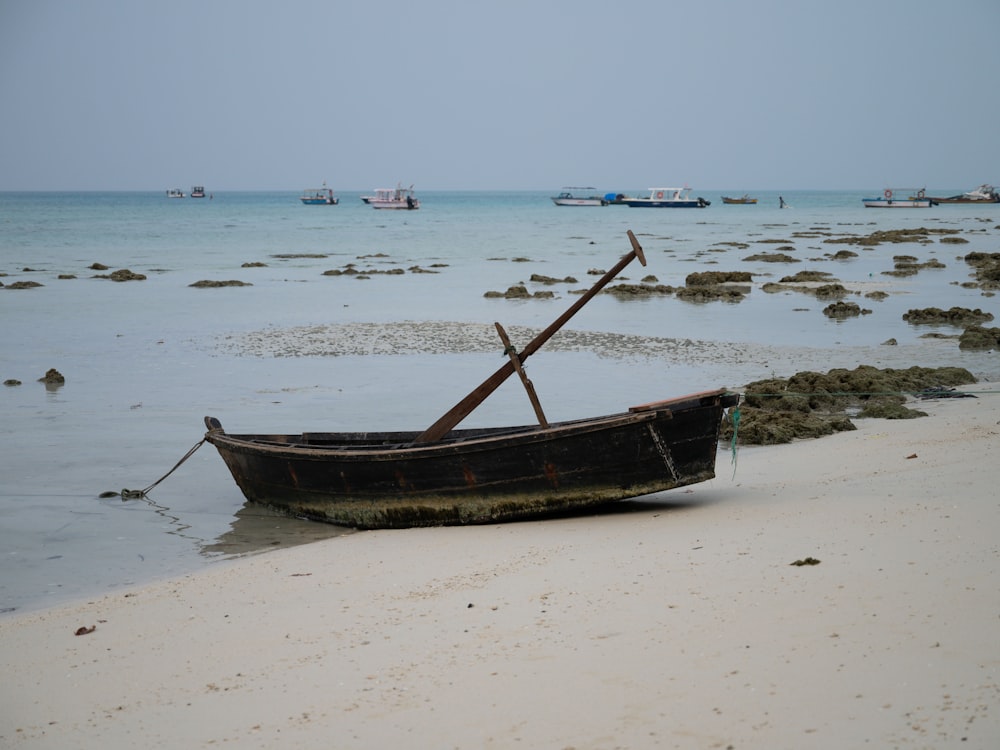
top-left (2, 189), bottom-right (999, 613)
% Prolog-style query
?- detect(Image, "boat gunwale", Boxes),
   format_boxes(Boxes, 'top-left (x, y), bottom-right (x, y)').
top-left (205, 389), bottom-right (737, 459)
top-left (207, 410), bottom-right (662, 459)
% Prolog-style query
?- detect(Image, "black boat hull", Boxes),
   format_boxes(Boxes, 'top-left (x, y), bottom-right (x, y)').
top-left (205, 390), bottom-right (739, 529)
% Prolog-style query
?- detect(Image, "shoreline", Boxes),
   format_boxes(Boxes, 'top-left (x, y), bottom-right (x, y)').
top-left (3, 383), bottom-right (998, 748)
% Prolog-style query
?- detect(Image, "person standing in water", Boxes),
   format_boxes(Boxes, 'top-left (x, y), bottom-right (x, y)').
top-left (779, 196), bottom-right (787, 208)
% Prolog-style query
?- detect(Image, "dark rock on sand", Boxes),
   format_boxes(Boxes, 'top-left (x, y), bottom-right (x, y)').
top-left (4, 281), bottom-right (44, 289)
top-left (675, 285), bottom-right (748, 303)
top-left (902, 307), bottom-right (994, 326)
top-left (823, 301), bottom-right (871, 318)
top-left (823, 227), bottom-right (961, 247)
top-left (38, 368), bottom-right (65, 384)
top-left (958, 325), bottom-right (1000, 350)
top-left (722, 365), bottom-right (975, 445)
top-left (530, 274), bottom-right (578, 285)
top-left (323, 265), bottom-right (411, 276)
top-left (604, 283), bottom-right (675, 298)
top-left (742, 252), bottom-right (799, 263)
top-left (884, 257), bottom-right (946, 277)
top-left (108, 269), bottom-right (146, 282)
top-left (780, 270), bottom-right (837, 283)
top-left (814, 283), bottom-right (851, 299)
top-left (964, 252), bottom-right (1000, 289)
top-left (484, 285), bottom-right (536, 299)
top-left (685, 271), bottom-right (753, 285)
top-left (189, 280), bottom-right (253, 288)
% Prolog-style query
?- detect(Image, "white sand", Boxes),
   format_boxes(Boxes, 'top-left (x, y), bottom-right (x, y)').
top-left (2, 385), bottom-right (998, 749)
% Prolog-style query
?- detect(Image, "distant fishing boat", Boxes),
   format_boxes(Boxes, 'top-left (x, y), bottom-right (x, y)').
top-left (721, 194), bottom-right (757, 205)
top-left (190, 186), bottom-right (206, 198)
top-left (551, 188), bottom-right (608, 206)
top-left (300, 186), bottom-right (339, 205)
top-left (368, 184), bottom-right (419, 210)
top-left (622, 187), bottom-right (710, 208)
top-left (927, 184), bottom-right (1000, 204)
top-left (166, 188), bottom-right (185, 198)
top-left (863, 188), bottom-right (936, 208)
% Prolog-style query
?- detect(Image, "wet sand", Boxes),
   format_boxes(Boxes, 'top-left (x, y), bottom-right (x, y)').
top-left (2, 383), bottom-right (998, 748)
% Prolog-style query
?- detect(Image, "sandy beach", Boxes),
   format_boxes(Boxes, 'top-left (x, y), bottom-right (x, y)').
top-left (1, 383), bottom-right (997, 749)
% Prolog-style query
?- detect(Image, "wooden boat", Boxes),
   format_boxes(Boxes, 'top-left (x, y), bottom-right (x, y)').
top-left (204, 231), bottom-right (739, 529)
top-left (551, 188), bottom-right (608, 206)
top-left (863, 188), bottom-right (936, 208)
top-left (300, 186), bottom-right (339, 205)
top-left (721, 194), bottom-right (757, 205)
top-left (622, 187), bottom-right (710, 208)
top-left (927, 184), bottom-right (1000, 204)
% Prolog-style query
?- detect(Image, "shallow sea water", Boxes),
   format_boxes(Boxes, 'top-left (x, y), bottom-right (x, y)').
top-left (2, 189), bottom-right (999, 613)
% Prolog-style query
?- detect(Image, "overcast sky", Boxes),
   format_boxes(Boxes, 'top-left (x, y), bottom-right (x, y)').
top-left (1, 0), bottom-right (997, 191)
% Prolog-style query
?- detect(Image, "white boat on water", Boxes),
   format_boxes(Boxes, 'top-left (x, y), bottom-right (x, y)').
top-left (190, 186), bottom-right (206, 198)
top-left (622, 187), bottom-right (710, 208)
top-left (551, 187), bottom-right (608, 206)
top-left (862, 188), bottom-right (935, 208)
top-left (166, 188), bottom-right (185, 198)
top-left (300, 185), bottom-right (339, 205)
top-left (368, 184), bottom-right (419, 210)
top-left (927, 184), bottom-right (1000, 204)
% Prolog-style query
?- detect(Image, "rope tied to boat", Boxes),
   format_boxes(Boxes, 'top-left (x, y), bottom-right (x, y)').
top-left (105, 438), bottom-right (206, 500)
top-left (729, 406), bottom-right (741, 477)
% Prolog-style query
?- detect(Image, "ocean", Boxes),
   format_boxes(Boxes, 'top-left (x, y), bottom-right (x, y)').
top-left (2, 188), bottom-right (998, 614)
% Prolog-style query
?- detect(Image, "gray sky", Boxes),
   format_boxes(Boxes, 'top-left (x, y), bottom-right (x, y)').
top-left (1, 0), bottom-right (997, 191)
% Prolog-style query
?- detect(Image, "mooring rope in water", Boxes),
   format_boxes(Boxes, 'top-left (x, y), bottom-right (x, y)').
top-left (108, 438), bottom-right (206, 500)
